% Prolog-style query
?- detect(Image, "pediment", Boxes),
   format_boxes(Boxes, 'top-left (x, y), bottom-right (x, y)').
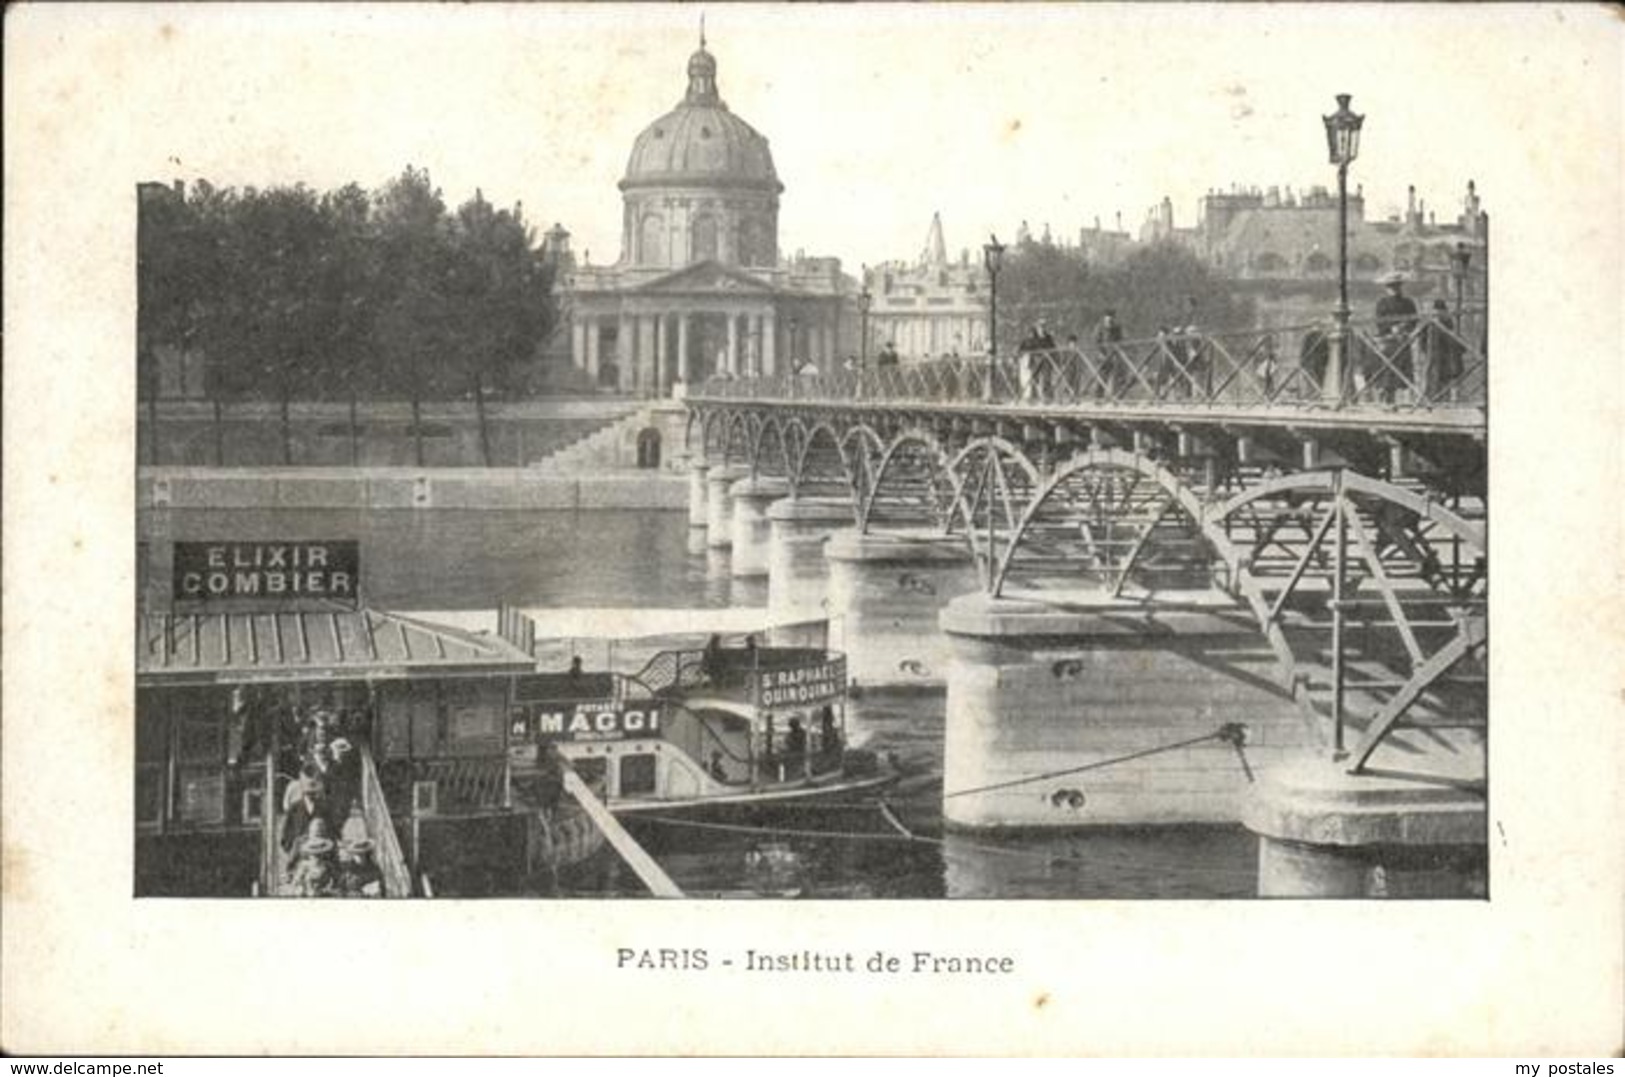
top-left (633, 261), bottom-right (775, 295)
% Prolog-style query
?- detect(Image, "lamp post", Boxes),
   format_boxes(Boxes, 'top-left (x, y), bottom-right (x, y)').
top-left (1451, 241), bottom-right (1472, 324)
top-left (858, 286), bottom-right (872, 371)
top-left (983, 235), bottom-right (1006, 400)
top-left (1321, 93), bottom-right (1364, 402)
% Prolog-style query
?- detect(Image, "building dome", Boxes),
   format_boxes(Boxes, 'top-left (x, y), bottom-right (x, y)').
top-left (620, 44), bottom-right (782, 193)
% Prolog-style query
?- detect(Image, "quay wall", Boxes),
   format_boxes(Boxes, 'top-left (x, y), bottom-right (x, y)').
top-left (136, 399), bottom-right (654, 470)
top-left (137, 467), bottom-right (688, 513)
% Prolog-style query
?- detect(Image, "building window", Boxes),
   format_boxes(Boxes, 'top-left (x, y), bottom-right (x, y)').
top-left (1304, 252), bottom-right (1333, 274)
top-left (639, 213), bottom-right (666, 265)
top-left (620, 754), bottom-right (657, 797)
top-left (691, 215), bottom-right (719, 263)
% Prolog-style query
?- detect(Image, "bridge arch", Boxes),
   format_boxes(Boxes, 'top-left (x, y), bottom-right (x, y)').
top-left (992, 454), bottom-right (1486, 776)
top-left (1203, 468), bottom-right (1486, 774)
top-left (748, 414), bottom-right (793, 482)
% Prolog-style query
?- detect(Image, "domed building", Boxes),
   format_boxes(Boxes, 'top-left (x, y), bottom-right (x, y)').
top-left (565, 34), bottom-right (856, 396)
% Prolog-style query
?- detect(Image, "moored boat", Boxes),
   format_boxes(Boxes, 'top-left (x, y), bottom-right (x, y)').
top-left (506, 635), bottom-right (896, 818)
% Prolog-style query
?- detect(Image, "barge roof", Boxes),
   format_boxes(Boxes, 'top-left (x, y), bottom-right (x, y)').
top-left (137, 607), bottom-right (536, 686)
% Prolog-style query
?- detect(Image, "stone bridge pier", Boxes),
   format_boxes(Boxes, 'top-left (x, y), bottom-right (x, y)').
top-left (939, 590), bottom-right (1321, 830)
top-left (687, 459), bottom-right (710, 529)
top-left (728, 476), bottom-right (789, 578)
top-left (704, 464), bottom-right (749, 549)
top-left (1242, 760), bottom-right (1487, 898)
top-left (765, 497), bottom-right (851, 627)
top-left (825, 530), bottom-right (979, 690)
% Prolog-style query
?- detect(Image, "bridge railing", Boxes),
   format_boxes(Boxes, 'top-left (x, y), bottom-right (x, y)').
top-left (695, 308), bottom-right (1486, 414)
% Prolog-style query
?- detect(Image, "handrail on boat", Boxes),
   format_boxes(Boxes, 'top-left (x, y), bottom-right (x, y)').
top-left (359, 743), bottom-right (415, 898)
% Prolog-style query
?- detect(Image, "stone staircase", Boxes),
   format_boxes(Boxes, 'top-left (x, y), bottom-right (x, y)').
top-left (529, 404), bottom-right (660, 473)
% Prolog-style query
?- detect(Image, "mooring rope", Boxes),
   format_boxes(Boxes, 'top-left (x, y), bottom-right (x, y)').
top-left (628, 810), bottom-right (1258, 883)
top-left (942, 722), bottom-right (1253, 800)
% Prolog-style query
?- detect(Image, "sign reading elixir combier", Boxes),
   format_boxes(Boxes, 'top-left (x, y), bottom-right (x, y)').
top-left (172, 540), bottom-right (360, 602)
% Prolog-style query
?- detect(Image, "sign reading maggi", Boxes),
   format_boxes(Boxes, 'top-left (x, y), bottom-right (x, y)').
top-left (173, 541), bottom-right (360, 602)
top-left (753, 658), bottom-right (847, 708)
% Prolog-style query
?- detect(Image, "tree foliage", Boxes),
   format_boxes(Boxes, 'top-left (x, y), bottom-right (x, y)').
top-left (136, 168), bottom-right (559, 400)
top-left (992, 236), bottom-right (1254, 352)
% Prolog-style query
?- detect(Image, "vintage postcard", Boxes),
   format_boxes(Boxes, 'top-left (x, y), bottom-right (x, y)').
top-left (3, 1), bottom-right (1621, 1056)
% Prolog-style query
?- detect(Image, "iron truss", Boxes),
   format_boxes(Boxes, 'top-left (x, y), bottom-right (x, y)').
top-left (685, 362), bottom-right (1487, 781)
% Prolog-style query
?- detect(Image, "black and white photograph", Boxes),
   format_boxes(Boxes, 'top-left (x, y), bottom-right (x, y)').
top-left (6, 0), bottom-right (1621, 1056)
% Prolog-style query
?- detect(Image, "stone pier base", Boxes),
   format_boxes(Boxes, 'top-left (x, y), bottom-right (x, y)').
top-left (687, 460), bottom-right (710, 528)
top-left (824, 529), bottom-right (978, 689)
top-left (939, 590), bottom-right (1321, 830)
top-left (1243, 761), bottom-right (1487, 898)
top-left (705, 465), bottom-right (749, 549)
top-left (728, 477), bottom-right (789, 578)
top-left (765, 497), bottom-right (853, 626)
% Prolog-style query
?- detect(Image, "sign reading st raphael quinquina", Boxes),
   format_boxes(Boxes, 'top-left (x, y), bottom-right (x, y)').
top-left (172, 541), bottom-right (360, 602)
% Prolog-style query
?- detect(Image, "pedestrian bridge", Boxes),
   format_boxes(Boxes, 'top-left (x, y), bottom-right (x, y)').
top-left (681, 308), bottom-right (1488, 887)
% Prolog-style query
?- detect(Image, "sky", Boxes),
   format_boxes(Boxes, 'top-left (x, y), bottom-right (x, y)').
top-left (16, 4), bottom-right (1612, 271)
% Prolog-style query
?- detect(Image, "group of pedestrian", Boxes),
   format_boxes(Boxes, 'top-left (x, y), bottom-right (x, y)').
top-left (277, 705), bottom-right (382, 898)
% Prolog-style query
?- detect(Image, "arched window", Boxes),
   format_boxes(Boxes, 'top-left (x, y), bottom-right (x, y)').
top-left (639, 214), bottom-right (666, 266)
top-left (1254, 251), bottom-right (1288, 273)
top-left (740, 217), bottom-right (772, 266)
top-left (691, 214), bottom-right (719, 263)
top-left (635, 428), bottom-right (662, 469)
top-left (1304, 252), bottom-right (1333, 274)
top-left (1353, 253), bottom-right (1382, 274)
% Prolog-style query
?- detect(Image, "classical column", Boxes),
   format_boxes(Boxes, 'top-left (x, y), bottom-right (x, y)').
top-left (677, 313), bottom-right (691, 384)
top-left (809, 324), bottom-right (823, 373)
top-left (762, 310), bottom-right (777, 376)
top-left (821, 317), bottom-right (835, 367)
top-left (639, 315), bottom-right (658, 395)
top-left (726, 313), bottom-right (740, 376)
top-left (653, 314), bottom-right (668, 395)
top-left (571, 318), bottom-right (587, 369)
top-left (748, 314), bottom-right (763, 377)
top-left (617, 313), bottom-right (633, 392)
top-left (585, 316), bottom-right (601, 384)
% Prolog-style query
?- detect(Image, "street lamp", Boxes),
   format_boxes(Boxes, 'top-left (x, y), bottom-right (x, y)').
top-left (1322, 93), bottom-right (1365, 328)
top-left (858, 286), bottom-right (872, 371)
top-left (983, 235), bottom-right (1006, 400)
top-left (1451, 241), bottom-right (1472, 323)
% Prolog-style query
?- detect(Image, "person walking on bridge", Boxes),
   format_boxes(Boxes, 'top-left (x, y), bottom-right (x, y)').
top-left (1093, 309), bottom-right (1125, 398)
top-left (1374, 271), bottom-right (1419, 403)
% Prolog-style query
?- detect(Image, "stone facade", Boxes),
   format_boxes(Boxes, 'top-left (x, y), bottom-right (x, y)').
top-left (863, 213), bottom-right (990, 362)
top-left (1139, 181), bottom-right (1489, 328)
top-left (564, 35), bottom-right (858, 397)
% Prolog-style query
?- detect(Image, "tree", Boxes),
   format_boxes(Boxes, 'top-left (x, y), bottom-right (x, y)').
top-left (134, 167), bottom-right (563, 408)
top-left (991, 237), bottom-right (1256, 351)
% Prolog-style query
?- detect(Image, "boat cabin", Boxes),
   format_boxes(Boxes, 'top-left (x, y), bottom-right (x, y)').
top-left (135, 605), bottom-right (536, 896)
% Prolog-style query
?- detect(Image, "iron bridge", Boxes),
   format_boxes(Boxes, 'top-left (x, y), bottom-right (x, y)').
top-left (684, 311), bottom-right (1488, 781)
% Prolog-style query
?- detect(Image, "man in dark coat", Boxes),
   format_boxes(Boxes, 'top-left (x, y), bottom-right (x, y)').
top-left (1373, 271), bottom-right (1419, 401)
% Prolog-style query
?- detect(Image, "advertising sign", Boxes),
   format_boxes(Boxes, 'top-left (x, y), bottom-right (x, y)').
top-left (530, 701), bottom-right (664, 743)
top-left (173, 541), bottom-right (360, 603)
top-left (752, 657), bottom-right (847, 708)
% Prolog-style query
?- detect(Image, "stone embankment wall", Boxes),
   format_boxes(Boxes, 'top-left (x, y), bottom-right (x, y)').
top-left (137, 468), bottom-right (687, 512)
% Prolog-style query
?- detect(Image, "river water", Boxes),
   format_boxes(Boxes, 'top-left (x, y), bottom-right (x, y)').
top-left (140, 507), bottom-right (1257, 899)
